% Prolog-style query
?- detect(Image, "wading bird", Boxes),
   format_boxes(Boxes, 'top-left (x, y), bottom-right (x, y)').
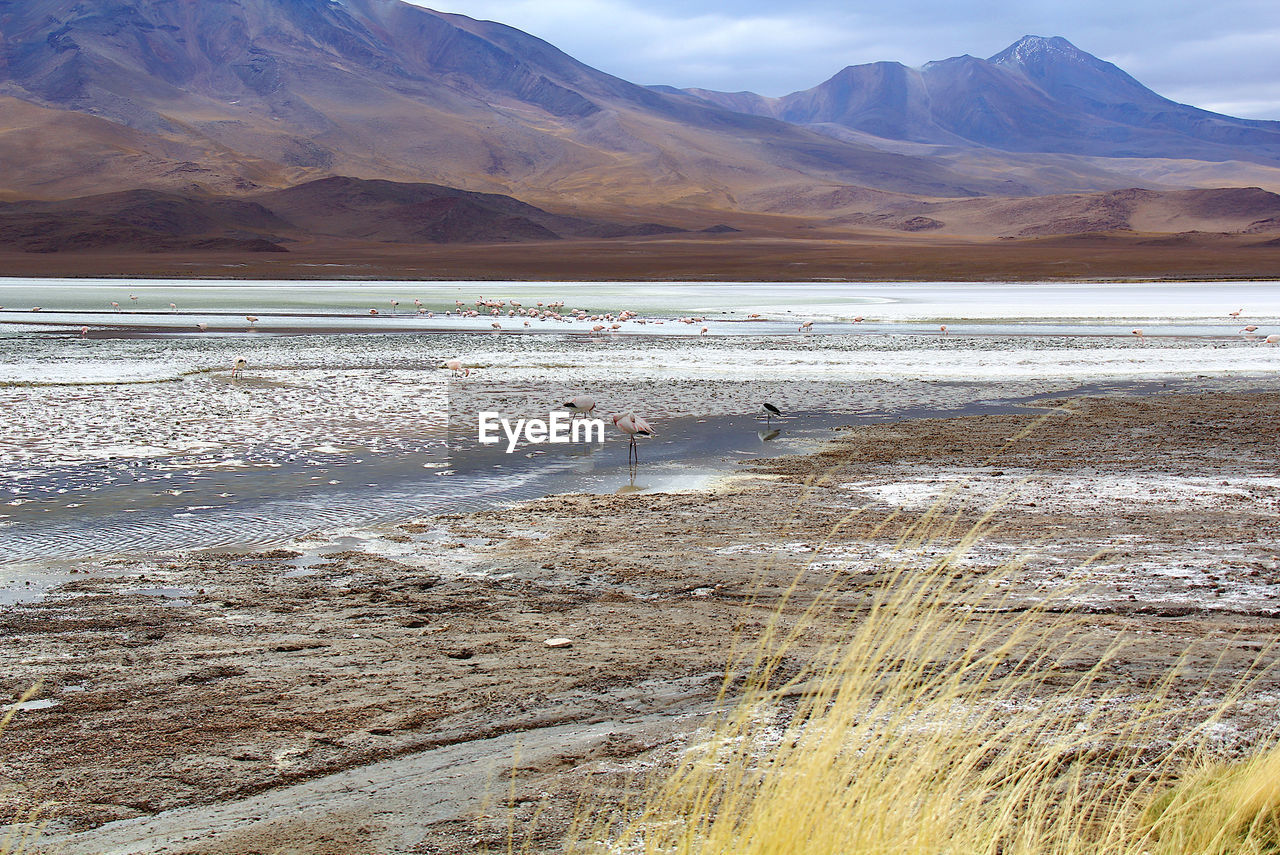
top-left (444, 359), bottom-right (464, 376)
top-left (564, 395), bottom-right (597, 418)
top-left (169, 302), bottom-right (177, 313)
top-left (232, 358), bottom-right (247, 378)
top-left (1131, 328), bottom-right (1144, 341)
top-left (1268, 334), bottom-right (1280, 346)
top-left (611, 412), bottom-right (654, 465)
top-left (197, 322), bottom-right (208, 332)
top-left (79, 326), bottom-right (89, 338)
top-left (246, 315), bottom-right (259, 329)
top-left (762, 402), bottom-right (782, 424)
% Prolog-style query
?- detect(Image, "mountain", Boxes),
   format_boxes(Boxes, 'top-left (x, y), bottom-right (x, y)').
top-left (0, 0), bottom-right (999, 208)
top-left (2, 2), bottom-right (1280, 231)
top-left (680, 36), bottom-right (1280, 165)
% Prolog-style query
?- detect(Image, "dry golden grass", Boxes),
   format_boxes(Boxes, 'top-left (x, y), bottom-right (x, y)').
top-left (1, 685), bottom-right (49, 855)
top-left (572, 496), bottom-right (1280, 855)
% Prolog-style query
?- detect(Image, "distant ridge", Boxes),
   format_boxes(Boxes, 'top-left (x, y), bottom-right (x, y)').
top-left (0, 177), bottom-right (693, 252)
top-left (678, 35), bottom-right (1280, 164)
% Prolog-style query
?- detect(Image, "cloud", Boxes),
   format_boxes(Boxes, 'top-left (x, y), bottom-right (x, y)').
top-left (417, 0), bottom-right (1280, 118)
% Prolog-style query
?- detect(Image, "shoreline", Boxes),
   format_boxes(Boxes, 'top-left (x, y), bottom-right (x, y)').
top-left (3, 233), bottom-right (1280, 283)
top-left (5, 385), bottom-right (1280, 852)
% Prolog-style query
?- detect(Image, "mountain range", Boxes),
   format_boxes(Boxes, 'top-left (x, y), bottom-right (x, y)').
top-left (1, 0), bottom-right (1279, 254)
top-left (677, 36), bottom-right (1280, 165)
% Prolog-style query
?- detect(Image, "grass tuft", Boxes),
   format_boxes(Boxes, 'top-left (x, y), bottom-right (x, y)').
top-left (573, 493), bottom-right (1280, 855)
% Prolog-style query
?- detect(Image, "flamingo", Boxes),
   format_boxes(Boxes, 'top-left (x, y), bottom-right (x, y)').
top-left (129, 295), bottom-right (138, 305)
top-left (444, 359), bottom-right (464, 376)
top-left (232, 357), bottom-right (247, 378)
top-left (940, 324), bottom-right (948, 335)
top-left (611, 412), bottom-right (654, 465)
top-left (169, 302), bottom-right (177, 313)
top-left (700, 327), bottom-right (709, 335)
top-left (197, 322), bottom-right (208, 332)
top-left (79, 325), bottom-right (89, 338)
top-left (1241, 325), bottom-right (1259, 339)
top-left (369, 308), bottom-right (380, 316)
top-left (1267, 334), bottom-right (1280, 346)
top-left (762, 402), bottom-right (782, 424)
top-left (1131, 328), bottom-right (1144, 341)
top-left (246, 315), bottom-right (259, 329)
top-left (111, 301), bottom-right (121, 312)
top-left (390, 300), bottom-right (399, 314)
top-left (564, 395), bottom-right (597, 418)
top-left (491, 322), bottom-right (502, 330)
top-left (1230, 308), bottom-right (1243, 319)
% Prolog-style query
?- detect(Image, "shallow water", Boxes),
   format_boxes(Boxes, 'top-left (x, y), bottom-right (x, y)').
top-left (3, 278), bottom-right (1280, 336)
top-left (3, 279), bottom-right (1280, 584)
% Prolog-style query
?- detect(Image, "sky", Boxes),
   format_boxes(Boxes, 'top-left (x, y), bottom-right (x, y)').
top-left (418, 0), bottom-right (1280, 119)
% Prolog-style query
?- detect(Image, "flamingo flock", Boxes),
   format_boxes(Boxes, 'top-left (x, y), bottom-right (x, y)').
top-left (54, 292), bottom-right (1280, 347)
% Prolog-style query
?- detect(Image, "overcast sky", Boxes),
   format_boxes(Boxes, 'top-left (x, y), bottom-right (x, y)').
top-left (418, 0), bottom-right (1280, 119)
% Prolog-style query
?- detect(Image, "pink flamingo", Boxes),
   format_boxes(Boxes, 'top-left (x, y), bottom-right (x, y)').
top-left (444, 359), bottom-right (464, 376)
top-left (197, 322), bottom-right (208, 332)
top-left (611, 412), bottom-right (654, 465)
top-left (564, 395), bottom-right (596, 418)
top-left (940, 324), bottom-right (948, 335)
top-left (111, 301), bottom-right (121, 312)
top-left (1267, 334), bottom-right (1280, 346)
top-left (79, 325), bottom-right (89, 338)
top-left (246, 315), bottom-right (259, 329)
top-left (1131, 328), bottom-right (1144, 341)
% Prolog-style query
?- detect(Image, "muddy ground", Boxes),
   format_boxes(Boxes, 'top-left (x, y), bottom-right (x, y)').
top-left (2, 231), bottom-right (1280, 282)
top-left (4, 389), bottom-right (1280, 853)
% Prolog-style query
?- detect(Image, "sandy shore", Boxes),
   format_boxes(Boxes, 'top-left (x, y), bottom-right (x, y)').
top-left (5, 388), bottom-right (1280, 853)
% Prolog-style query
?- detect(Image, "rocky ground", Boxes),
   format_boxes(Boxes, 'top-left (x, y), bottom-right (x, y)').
top-left (4, 389), bottom-right (1280, 853)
